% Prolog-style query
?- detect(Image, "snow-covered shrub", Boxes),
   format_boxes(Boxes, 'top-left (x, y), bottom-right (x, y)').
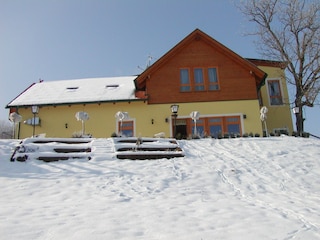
top-left (217, 133), bottom-right (223, 139)
top-left (72, 132), bottom-right (92, 138)
top-left (72, 131), bottom-right (83, 138)
top-left (175, 133), bottom-right (182, 140)
top-left (223, 133), bottom-right (230, 138)
top-left (231, 132), bottom-right (241, 138)
top-left (190, 134), bottom-right (201, 139)
top-left (302, 132), bottom-right (310, 138)
top-left (154, 132), bottom-right (165, 138)
top-left (111, 132), bottom-right (118, 137)
top-left (242, 133), bottom-right (249, 138)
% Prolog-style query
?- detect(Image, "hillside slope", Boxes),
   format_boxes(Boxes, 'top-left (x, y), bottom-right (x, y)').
top-left (0, 136), bottom-right (319, 240)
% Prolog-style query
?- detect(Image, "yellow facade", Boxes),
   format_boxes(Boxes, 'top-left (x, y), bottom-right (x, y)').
top-left (13, 64), bottom-right (293, 139)
top-left (258, 66), bottom-right (293, 134)
top-left (15, 99), bottom-right (263, 139)
top-left (8, 29), bottom-right (294, 139)
top-left (7, 28), bottom-right (294, 139)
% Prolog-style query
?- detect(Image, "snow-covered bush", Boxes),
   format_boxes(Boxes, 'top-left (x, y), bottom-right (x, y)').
top-left (72, 131), bottom-right (92, 138)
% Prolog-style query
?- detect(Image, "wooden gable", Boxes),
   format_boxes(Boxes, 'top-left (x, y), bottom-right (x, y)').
top-left (134, 29), bottom-right (267, 104)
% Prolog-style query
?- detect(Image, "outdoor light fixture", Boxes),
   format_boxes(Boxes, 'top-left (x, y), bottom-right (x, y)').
top-left (31, 105), bottom-right (39, 114)
top-left (170, 104), bottom-right (179, 138)
top-left (170, 104), bottom-right (179, 115)
top-left (31, 105), bottom-right (39, 137)
top-left (292, 107), bottom-right (299, 114)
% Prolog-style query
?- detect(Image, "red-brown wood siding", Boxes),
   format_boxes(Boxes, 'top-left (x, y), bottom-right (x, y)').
top-left (146, 39), bottom-right (259, 104)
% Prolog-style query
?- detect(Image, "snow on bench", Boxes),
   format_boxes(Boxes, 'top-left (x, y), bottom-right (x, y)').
top-left (10, 138), bottom-right (93, 162)
top-left (113, 137), bottom-right (184, 160)
top-left (10, 137), bottom-right (184, 162)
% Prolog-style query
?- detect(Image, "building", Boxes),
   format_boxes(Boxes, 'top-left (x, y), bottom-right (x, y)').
top-left (6, 29), bottom-right (293, 139)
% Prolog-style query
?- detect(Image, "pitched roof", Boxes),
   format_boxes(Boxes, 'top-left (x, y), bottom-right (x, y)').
top-left (135, 28), bottom-right (267, 90)
top-left (7, 30), bottom-right (274, 109)
top-left (246, 58), bottom-right (287, 69)
top-left (7, 76), bottom-right (141, 107)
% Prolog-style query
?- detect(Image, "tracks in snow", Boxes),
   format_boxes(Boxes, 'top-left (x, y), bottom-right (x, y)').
top-left (180, 138), bottom-right (320, 237)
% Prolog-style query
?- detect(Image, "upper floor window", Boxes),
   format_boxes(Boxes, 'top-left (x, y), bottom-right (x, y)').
top-left (194, 68), bottom-right (205, 91)
top-left (180, 67), bottom-right (219, 92)
top-left (268, 79), bottom-right (283, 105)
top-left (208, 68), bottom-right (219, 90)
top-left (180, 69), bottom-right (191, 92)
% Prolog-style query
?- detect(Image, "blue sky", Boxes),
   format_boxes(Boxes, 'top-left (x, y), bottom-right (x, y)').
top-left (1, 0), bottom-right (319, 136)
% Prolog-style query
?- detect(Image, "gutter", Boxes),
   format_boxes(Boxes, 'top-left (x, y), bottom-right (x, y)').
top-left (6, 98), bottom-right (149, 109)
top-left (257, 73), bottom-right (268, 91)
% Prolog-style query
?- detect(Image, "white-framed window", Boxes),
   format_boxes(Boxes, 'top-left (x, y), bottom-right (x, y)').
top-left (208, 67), bottom-right (219, 90)
top-left (180, 69), bottom-right (191, 92)
top-left (194, 68), bottom-right (205, 91)
top-left (117, 119), bottom-right (135, 137)
top-left (180, 67), bottom-right (219, 92)
top-left (267, 79), bottom-right (283, 105)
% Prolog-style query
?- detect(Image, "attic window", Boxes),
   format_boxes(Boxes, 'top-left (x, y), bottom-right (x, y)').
top-left (106, 84), bottom-right (119, 89)
top-left (66, 87), bottom-right (78, 90)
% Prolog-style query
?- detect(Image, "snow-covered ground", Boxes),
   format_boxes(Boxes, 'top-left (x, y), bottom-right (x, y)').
top-left (0, 136), bottom-right (320, 240)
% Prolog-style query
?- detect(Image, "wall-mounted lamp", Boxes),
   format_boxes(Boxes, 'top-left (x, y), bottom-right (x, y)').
top-left (151, 119), bottom-right (154, 124)
top-left (243, 114), bottom-right (247, 119)
top-left (292, 107), bottom-right (299, 114)
top-left (170, 104), bottom-right (179, 115)
top-left (31, 105), bottom-right (39, 114)
top-left (170, 104), bottom-right (179, 138)
top-left (165, 118), bottom-right (169, 123)
top-left (65, 123), bottom-right (68, 128)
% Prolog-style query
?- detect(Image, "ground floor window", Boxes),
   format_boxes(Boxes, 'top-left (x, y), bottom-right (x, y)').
top-left (191, 118), bottom-right (205, 135)
top-left (118, 120), bottom-right (134, 137)
top-left (175, 115), bottom-right (241, 138)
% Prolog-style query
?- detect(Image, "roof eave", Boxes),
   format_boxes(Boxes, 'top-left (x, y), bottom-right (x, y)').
top-left (246, 58), bottom-right (288, 69)
top-left (6, 98), bottom-right (148, 109)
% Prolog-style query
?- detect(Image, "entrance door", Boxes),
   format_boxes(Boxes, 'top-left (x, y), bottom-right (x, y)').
top-left (175, 119), bottom-right (187, 139)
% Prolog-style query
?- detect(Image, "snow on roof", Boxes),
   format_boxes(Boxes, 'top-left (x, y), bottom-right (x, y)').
top-left (7, 76), bottom-right (141, 107)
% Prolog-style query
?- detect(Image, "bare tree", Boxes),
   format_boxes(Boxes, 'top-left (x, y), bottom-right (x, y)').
top-left (238, 0), bottom-right (320, 135)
